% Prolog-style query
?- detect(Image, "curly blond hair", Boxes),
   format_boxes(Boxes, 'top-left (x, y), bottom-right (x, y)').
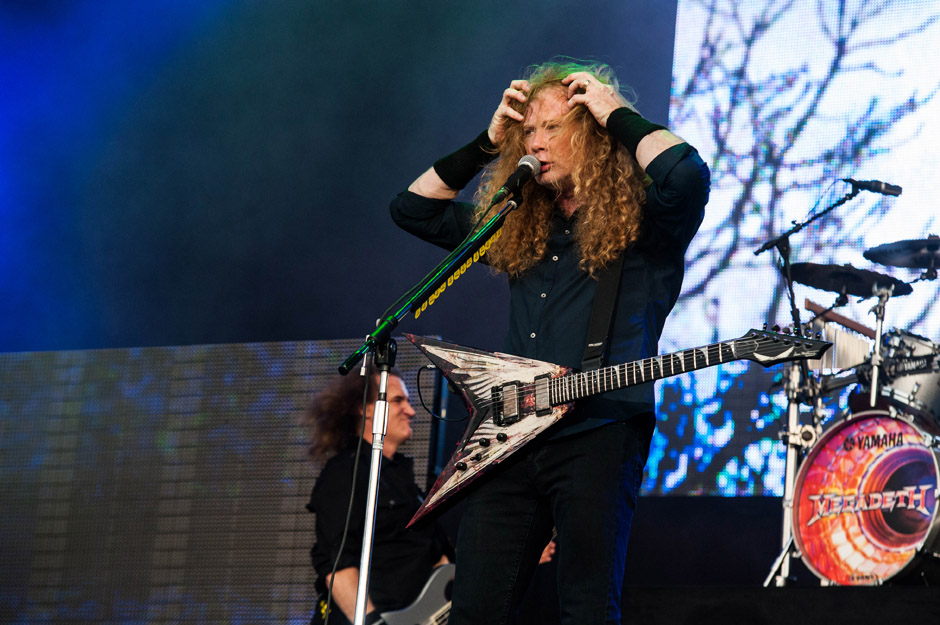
top-left (475, 60), bottom-right (649, 277)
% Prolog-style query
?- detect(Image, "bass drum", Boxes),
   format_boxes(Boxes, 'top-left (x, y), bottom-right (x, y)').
top-left (792, 409), bottom-right (940, 585)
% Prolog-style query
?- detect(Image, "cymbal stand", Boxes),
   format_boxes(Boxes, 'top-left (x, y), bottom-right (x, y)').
top-left (755, 186), bottom-right (861, 587)
top-left (867, 284), bottom-right (894, 408)
top-left (916, 254), bottom-right (937, 281)
top-left (761, 234), bottom-right (816, 587)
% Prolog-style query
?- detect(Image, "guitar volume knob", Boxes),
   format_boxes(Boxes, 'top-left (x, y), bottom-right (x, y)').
top-left (479, 438), bottom-right (491, 447)
top-left (496, 433), bottom-right (508, 443)
top-left (455, 462), bottom-right (468, 471)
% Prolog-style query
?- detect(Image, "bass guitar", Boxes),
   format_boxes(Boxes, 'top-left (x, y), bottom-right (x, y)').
top-left (314, 564), bottom-right (454, 625)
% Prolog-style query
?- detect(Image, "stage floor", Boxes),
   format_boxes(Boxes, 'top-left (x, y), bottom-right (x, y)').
top-left (623, 586), bottom-right (940, 624)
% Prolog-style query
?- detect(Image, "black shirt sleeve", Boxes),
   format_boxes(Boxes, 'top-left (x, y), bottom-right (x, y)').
top-left (308, 454), bottom-right (365, 578)
top-left (643, 143), bottom-right (710, 252)
top-left (389, 191), bottom-right (477, 251)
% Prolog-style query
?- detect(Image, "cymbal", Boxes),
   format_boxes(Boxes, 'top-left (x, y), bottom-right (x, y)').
top-left (863, 235), bottom-right (940, 269)
top-left (789, 262), bottom-right (913, 297)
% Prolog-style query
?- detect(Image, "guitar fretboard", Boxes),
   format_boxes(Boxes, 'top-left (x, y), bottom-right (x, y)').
top-left (549, 340), bottom-right (738, 405)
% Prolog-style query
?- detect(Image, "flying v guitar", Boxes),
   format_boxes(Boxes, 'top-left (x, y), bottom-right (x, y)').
top-left (404, 328), bottom-right (831, 526)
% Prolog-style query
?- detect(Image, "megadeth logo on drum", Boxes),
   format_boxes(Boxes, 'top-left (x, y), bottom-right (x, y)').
top-left (804, 426), bottom-right (935, 528)
top-left (805, 484), bottom-right (933, 527)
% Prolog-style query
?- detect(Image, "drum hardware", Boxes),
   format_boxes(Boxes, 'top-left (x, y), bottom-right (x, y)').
top-left (866, 283), bottom-right (895, 409)
top-left (817, 370), bottom-right (859, 395)
top-left (779, 414), bottom-right (820, 449)
top-left (804, 289), bottom-right (850, 340)
top-left (798, 423), bottom-right (818, 448)
top-left (787, 262), bottom-right (910, 412)
top-left (755, 184), bottom-right (871, 587)
top-left (804, 299), bottom-right (876, 340)
top-left (762, 535), bottom-right (795, 587)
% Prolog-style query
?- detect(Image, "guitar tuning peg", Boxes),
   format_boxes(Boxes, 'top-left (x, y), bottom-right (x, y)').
top-left (763, 322), bottom-right (768, 330)
top-left (782, 326), bottom-right (792, 335)
top-left (772, 324), bottom-right (780, 332)
top-left (816, 331), bottom-right (823, 340)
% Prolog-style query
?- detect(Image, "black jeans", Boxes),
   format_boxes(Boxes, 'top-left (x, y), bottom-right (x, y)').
top-left (448, 415), bottom-right (654, 625)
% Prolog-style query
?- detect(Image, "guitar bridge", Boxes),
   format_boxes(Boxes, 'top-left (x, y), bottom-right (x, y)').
top-left (492, 383), bottom-right (521, 426)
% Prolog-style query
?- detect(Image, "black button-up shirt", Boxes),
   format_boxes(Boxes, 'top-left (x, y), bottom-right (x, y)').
top-left (390, 142), bottom-right (708, 437)
top-left (307, 446), bottom-right (452, 612)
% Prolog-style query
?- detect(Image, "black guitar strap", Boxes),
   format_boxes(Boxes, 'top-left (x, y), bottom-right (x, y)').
top-left (581, 253), bottom-right (625, 371)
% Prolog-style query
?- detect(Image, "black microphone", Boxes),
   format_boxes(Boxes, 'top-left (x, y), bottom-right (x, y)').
top-left (843, 178), bottom-right (902, 197)
top-left (490, 155), bottom-right (540, 205)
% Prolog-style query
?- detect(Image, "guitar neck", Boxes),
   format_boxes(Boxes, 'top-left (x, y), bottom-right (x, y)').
top-left (550, 339), bottom-right (738, 405)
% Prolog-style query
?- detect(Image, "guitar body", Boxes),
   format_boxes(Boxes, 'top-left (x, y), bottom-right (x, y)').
top-left (405, 328), bottom-right (831, 527)
top-left (314, 564), bottom-right (455, 625)
top-left (381, 563), bottom-right (455, 625)
top-left (405, 335), bottom-right (573, 525)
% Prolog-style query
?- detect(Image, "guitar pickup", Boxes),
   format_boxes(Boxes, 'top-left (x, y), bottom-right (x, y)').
top-left (534, 375), bottom-right (552, 416)
top-left (492, 382), bottom-right (521, 426)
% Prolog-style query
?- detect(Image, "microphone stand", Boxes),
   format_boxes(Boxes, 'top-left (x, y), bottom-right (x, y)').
top-left (755, 185), bottom-right (859, 587)
top-left (337, 192), bottom-right (522, 625)
top-left (339, 193), bottom-right (520, 376)
top-left (352, 337), bottom-right (395, 625)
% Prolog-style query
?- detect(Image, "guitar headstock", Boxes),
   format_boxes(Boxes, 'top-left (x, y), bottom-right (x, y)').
top-left (739, 327), bottom-right (832, 367)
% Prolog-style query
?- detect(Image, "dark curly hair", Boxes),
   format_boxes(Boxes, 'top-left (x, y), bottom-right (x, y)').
top-left (303, 369), bottom-right (402, 462)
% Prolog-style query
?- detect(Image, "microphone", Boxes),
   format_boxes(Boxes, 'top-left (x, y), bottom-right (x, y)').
top-left (843, 178), bottom-right (902, 197)
top-left (490, 155), bottom-right (540, 205)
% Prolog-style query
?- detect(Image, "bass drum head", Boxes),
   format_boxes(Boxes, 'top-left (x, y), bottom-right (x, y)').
top-left (792, 409), bottom-right (940, 585)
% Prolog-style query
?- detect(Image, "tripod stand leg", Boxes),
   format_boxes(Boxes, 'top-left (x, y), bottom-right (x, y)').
top-left (763, 535), bottom-right (794, 587)
top-left (767, 363), bottom-right (805, 587)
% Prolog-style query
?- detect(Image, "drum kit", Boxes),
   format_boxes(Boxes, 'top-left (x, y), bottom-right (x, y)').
top-left (767, 235), bottom-right (940, 587)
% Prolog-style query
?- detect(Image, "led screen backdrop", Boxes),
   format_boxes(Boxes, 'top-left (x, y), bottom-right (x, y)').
top-left (0, 339), bottom-right (437, 624)
top-left (646, 0), bottom-right (940, 496)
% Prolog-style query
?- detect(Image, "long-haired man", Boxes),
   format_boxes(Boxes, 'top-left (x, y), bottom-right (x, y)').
top-left (390, 59), bottom-right (709, 624)
top-left (304, 372), bottom-right (451, 625)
